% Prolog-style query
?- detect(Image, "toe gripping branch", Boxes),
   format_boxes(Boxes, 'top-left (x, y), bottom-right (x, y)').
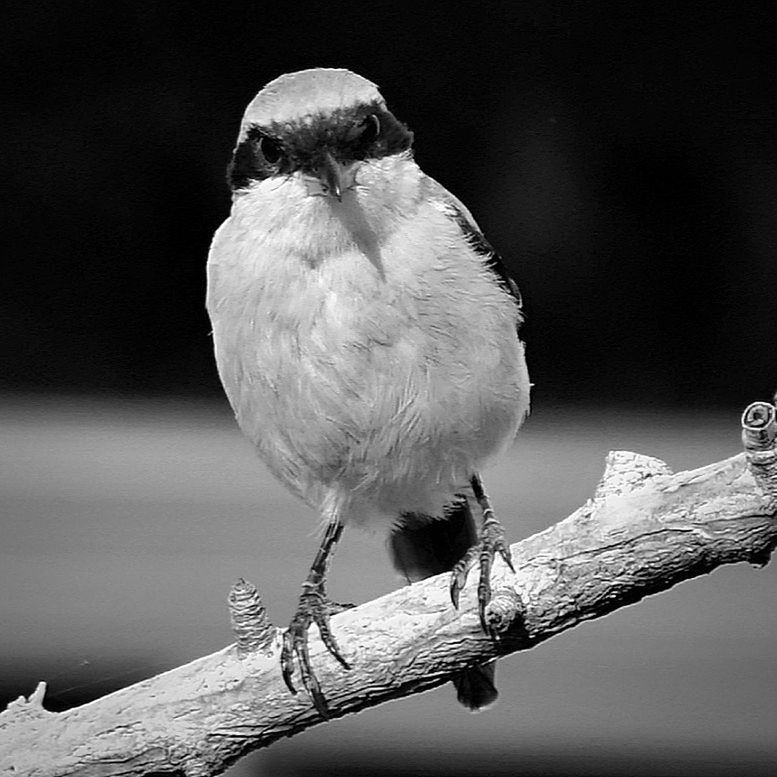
top-left (280, 520), bottom-right (350, 719)
top-left (228, 538), bottom-right (350, 719)
top-left (450, 475), bottom-right (518, 635)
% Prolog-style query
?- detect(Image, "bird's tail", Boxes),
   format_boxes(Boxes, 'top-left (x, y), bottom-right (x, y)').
top-left (389, 499), bottom-right (498, 711)
top-left (451, 661), bottom-right (498, 711)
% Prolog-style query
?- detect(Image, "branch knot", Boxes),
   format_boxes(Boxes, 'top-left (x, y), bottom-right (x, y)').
top-left (228, 577), bottom-right (275, 656)
top-left (742, 401), bottom-right (777, 498)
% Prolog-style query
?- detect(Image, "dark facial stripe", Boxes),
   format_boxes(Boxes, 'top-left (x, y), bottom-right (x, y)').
top-left (227, 100), bottom-right (414, 191)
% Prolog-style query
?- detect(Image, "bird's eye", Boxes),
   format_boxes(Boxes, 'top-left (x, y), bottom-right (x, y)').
top-left (357, 114), bottom-right (381, 145)
top-left (259, 136), bottom-right (282, 165)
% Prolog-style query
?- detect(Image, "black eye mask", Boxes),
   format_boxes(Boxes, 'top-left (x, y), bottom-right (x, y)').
top-left (227, 101), bottom-right (414, 191)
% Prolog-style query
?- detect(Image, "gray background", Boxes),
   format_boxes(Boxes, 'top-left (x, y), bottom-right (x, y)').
top-left (3, 398), bottom-right (776, 775)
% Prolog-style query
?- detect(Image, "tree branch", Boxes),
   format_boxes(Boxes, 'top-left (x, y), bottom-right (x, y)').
top-left (3, 402), bottom-right (777, 777)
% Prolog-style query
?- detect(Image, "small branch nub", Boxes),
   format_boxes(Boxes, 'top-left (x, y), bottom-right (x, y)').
top-left (741, 400), bottom-right (777, 499)
top-left (229, 577), bottom-right (274, 657)
top-left (741, 401), bottom-right (777, 452)
top-left (485, 588), bottom-right (525, 635)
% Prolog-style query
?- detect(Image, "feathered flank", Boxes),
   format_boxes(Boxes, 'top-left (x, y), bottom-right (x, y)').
top-left (448, 206), bottom-right (523, 310)
top-left (423, 175), bottom-right (524, 313)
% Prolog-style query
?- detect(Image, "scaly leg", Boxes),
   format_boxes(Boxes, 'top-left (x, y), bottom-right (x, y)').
top-left (280, 518), bottom-right (350, 717)
top-left (450, 473), bottom-right (516, 633)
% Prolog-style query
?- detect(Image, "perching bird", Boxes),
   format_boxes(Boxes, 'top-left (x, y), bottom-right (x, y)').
top-left (206, 68), bottom-right (530, 716)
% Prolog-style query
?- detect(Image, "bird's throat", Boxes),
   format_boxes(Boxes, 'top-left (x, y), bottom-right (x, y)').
top-left (331, 196), bottom-right (385, 280)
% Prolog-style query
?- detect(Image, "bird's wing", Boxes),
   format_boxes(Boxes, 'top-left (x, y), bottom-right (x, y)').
top-left (422, 175), bottom-right (523, 310)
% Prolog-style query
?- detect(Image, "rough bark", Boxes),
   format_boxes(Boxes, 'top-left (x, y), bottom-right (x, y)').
top-left (2, 402), bottom-right (777, 777)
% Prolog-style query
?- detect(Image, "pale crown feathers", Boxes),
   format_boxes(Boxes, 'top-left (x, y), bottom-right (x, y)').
top-left (239, 69), bottom-right (383, 135)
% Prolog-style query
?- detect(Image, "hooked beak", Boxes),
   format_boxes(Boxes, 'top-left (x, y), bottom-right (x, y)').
top-left (318, 151), bottom-right (344, 201)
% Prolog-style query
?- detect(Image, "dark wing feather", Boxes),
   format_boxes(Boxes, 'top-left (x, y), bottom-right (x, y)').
top-left (449, 207), bottom-right (523, 307)
top-left (423, 175), bottom-right (523, 311)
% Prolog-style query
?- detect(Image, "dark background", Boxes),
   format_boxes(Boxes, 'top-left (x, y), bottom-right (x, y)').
top-left (5, 0), bottom-right (777, 407)
top-left (4, 3), bottom-right (777, 776)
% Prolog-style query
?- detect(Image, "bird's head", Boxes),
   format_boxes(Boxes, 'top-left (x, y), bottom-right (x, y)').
top-left (226, 69), bottom-right (414, 201)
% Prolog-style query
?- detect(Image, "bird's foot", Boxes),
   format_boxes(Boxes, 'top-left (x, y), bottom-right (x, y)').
top-left (323, 598), bottom-right (355, 616)
top-left (450, 512), bottom-right (515, 634)
top-left (280, 583), bottom-right (351, 718)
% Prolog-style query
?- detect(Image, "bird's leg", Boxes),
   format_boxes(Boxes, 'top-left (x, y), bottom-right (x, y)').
top-left (280, 517), bottom-right (350, 718)
top-left (450, 473), bottom-right (516, 633)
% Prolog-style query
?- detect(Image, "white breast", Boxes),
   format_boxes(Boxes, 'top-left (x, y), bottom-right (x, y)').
top-left (206, 157), bottom-right (530, 528)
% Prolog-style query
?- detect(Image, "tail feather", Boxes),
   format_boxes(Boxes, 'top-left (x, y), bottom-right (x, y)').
top-left (390, 497), bottom-right (476, 581)
top-left (452, 661), bottom-right (498, 711)
top-left (390, 498), bottom-right (499, 712)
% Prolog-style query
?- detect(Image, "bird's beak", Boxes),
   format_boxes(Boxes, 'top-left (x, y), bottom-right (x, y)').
top-left (318, 152), bottom-right (344, 201)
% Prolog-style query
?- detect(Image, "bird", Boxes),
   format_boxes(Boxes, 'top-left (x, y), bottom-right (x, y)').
top-left (206, 68), bottom-right (530, 717)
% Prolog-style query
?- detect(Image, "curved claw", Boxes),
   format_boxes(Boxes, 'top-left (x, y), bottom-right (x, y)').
top-left (279, 591), bottom-right (351, 717)
top-left (315, 611), bottom-right (351, 670)
top-left (280, 629), bottom-right (299, 695)
top-left (450, 518), bottom-right (516, 636)
top-left (450, 571), bottom-right (464, 609)
top-left (295, 627), bottom-right (330, 718)
top-left (450, 546), bottom-right (478, 608)
top-left (477, 545), bottom-right (494, 633)
top-left (499, 543), bottom-right (516, 574)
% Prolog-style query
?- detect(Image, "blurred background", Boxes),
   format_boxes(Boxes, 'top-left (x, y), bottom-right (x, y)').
top-left (3, 2), bottom-right (777, 775)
